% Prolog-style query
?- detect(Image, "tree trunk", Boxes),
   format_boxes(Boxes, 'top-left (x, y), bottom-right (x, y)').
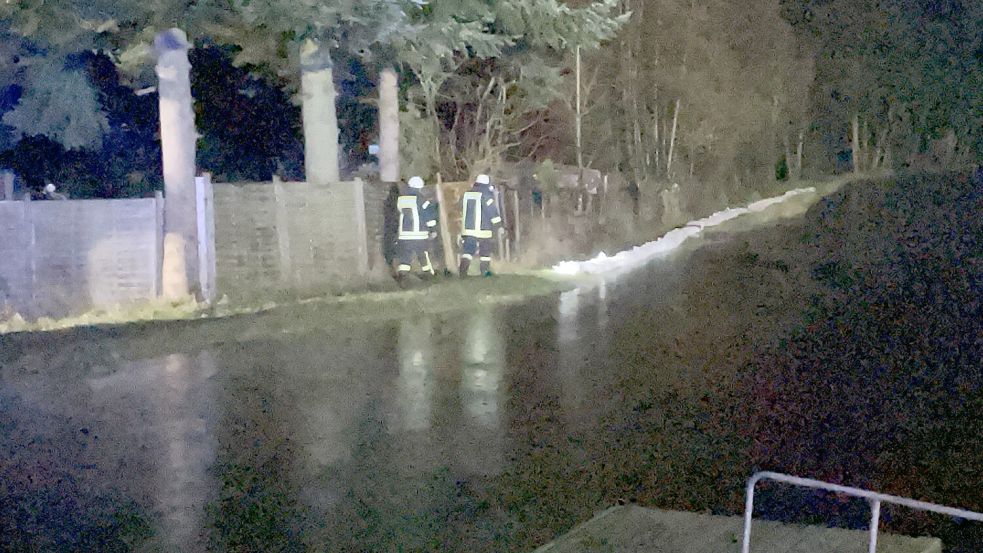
top-left (851, 113), bottom-right (862, 174)
top-left (629, 36), bottom-right (644, 186)
top-left (418, 76), bottom-right (443, 173)
top-left (783, 134), bottom-right (793, 180)
top-left (378, 66), bottom-right (400, 182)
top-left (300, 39), bottom-right (340, 184)
top-left (871, 127), bottom-right (883, 170)
top-left (652, 104), bottom-right (660, 177)
top-left (619, 14), bottom-right (635, 184)
top-left (662, 118), bottom-right (669, 174)
top-left (862, 118), bottom-right (871, 170)
top-left (771, 95), bottom-right (780, 180)
top-left (873, 104), bottom-right (894, 171)
top-left (575, 46), bottom-right (584, 183)
top-left (632, 0), bottom-right (646, 181)
top-left (667, 98), bottom-right (680, 180)
top-left (155, 28), bottom-right (198, 300)
top-left (644, 110), bottom-right (652, 172)
top-left (795, 129), bottom-right (804, 180)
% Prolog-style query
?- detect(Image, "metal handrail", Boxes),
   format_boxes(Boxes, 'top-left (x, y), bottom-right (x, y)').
top-left (742, 471), bottom-right (983, 553)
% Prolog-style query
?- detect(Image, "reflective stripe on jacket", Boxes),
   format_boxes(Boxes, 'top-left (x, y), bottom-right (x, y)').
top-left (462, 186), bottom-right (501, 239)
top-left (398, 187), bottom-right (436, 240)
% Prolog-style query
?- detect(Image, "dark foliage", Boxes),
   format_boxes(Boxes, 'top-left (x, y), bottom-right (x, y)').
top-left (739, 172), bottom-right (983, 549)
top-left (191, 45), bottom-right (304, 183)
top-left (0, 53), bottom-right (162, 198)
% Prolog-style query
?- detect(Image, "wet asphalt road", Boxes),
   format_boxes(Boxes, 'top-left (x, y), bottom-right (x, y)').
top-left (0, 198), bottom-right (818, 552)
top-left (3, 280), bottom-right (637, 551)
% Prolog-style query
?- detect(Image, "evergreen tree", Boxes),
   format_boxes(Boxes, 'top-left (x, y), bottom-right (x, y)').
top-left (193, 0), bottom-right (415, 183)
top-left (395, 0), bottom-right (627, 178)
top-left (0, 0), bottom-right (194, 151)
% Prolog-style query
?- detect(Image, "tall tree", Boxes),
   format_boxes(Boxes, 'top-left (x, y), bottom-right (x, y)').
top-left (780, 0), bottom-right (982, 170)
top-left (2, 1), bottom-right (415, 183)
top-left (0, 0), bottom-right (195, 151)
top-left (395, 0), bottom-right (627, 179)
top-left (571, 0), bottom-right (811, 195)
top-left (190, 0), bottom-right (413, 184)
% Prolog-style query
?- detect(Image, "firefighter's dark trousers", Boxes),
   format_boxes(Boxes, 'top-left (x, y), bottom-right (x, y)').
top-left (460, 235), bottom-right (495, 276)
top-left (397, 239), bottom-right (434, 276)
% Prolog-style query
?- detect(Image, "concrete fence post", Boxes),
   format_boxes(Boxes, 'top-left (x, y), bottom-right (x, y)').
top-left (195, 174), bottom-right (217, 302)
top-left (300, 39), bottom-right (340, 184)
top-left (352, 178), bottom-right (369, 275)
top-left (378, 67), bottom-right (400, 183)
top-left (155, 28), bottom-right (198, 300)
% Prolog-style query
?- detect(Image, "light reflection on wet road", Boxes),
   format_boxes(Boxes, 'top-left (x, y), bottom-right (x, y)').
top-left (2, 276), bottom-right (626, 551)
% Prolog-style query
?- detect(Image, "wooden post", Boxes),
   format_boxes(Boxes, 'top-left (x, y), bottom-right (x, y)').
top-left (495, 186), bottom-right (509, 262)
top-left (511, 189), bottom-right (520, 260)
top-left (434, 173), bottom-right (456, 269)
top-left (155, 28), bottom-right (197, 300)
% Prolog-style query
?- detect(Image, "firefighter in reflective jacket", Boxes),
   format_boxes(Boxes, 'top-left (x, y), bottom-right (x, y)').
top-left (396, 176), bottom-right (437, 281)
top-left (459, 174), bottom-right (503, 277)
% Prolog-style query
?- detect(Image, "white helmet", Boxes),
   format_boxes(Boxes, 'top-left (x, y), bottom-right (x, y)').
top-left (44, 183), bottom-right (56, 193)
top-left (408, 176), bottom-right (424, 189)
top-left (475, 174), bottom-right (490, 185)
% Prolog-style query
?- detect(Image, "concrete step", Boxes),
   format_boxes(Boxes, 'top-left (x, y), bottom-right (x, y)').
top-left (534, 505), bottom-right (942, 553)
